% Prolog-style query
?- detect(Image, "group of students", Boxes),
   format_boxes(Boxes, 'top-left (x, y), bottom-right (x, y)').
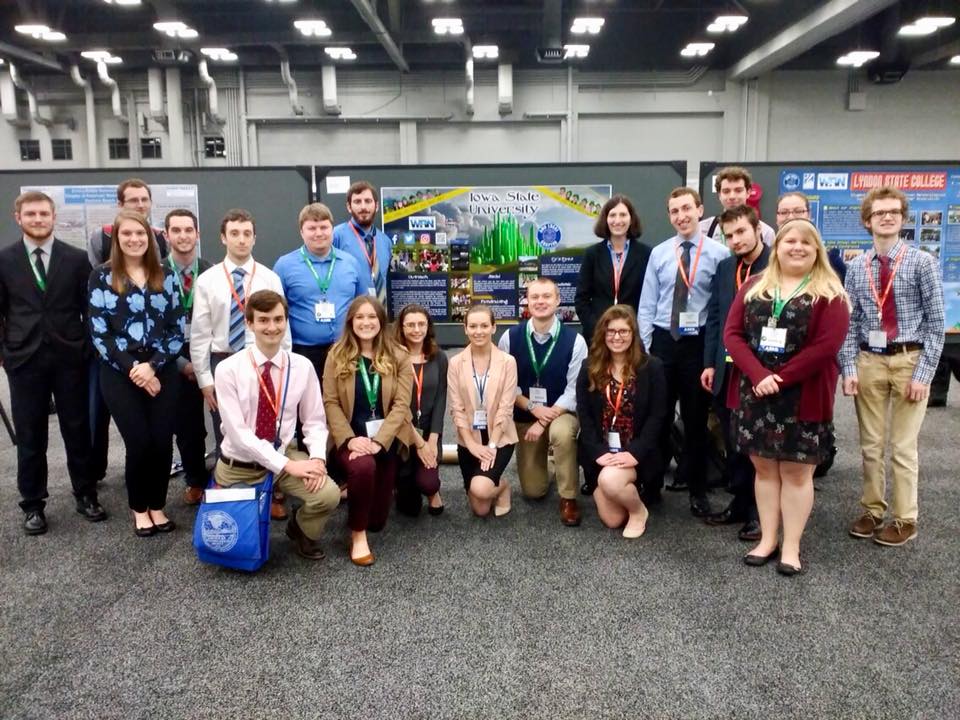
top-left (1, 168), bottom-right (944, 576)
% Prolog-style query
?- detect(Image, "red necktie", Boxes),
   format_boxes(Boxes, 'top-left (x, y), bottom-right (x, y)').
top-left (878, 256), bottom-right (899, 342)
top-left (255, 361), bottom-right (277, 441)
top-left (181, 267), bottom-right (193, 293)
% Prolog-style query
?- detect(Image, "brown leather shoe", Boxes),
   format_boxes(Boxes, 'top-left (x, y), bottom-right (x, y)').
top-left (873, 519), bottom-right (917, 547)
top-left (560, 498), bottom-right (582, 527)
top-left (285, 515), bottom-right (325, 560)
top-left (183, 486), bottom-right (204, 506)
top-left (849, 512), bottom-right (882, 538)
top-left (270, 496), bottom-right (288, 521)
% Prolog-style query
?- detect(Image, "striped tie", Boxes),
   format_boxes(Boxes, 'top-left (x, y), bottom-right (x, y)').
top-left (228, 267), bottom-right (247, 352)
top-left (367, 236), bottom-right (386, 305)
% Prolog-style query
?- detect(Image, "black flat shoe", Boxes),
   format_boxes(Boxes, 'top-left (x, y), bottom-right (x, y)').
top-left (743, 547), bottom-right (779, 566)
top-left (153, 520), bottom-right (176, 533)
top-left (427, 505), bottom-right (444, 516)
top-left (689, 495), bottom-right (713, 518)
top-left (24, 511), bottom-right (48, 536)
top-left (580, 481), bottom-right (595, 496)
top-left (135, 523), bottom-right (157, 538)
top-left (776, 560), bottom-right (804, 576)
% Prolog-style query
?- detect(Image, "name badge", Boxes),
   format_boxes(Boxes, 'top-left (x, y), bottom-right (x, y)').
top-left (759, 326), bottom-right (787, 353)
top-left (868, 330), bottom-right (888, 351)
top-left (314, 301), bottom-right (335, 323)
top-left (529, 386), bottom-right (548, 407)
top-left (607, 432), bottom-right (622, 452)
top-left (679, 311), bottom-right (699, 336)
top-left (365, 418), bottom-right (384, 437)
top-left (724, 351), bottom-right (733, 364)
top-left (184, 321), bottom-right (192, 338)
top-left (472, 410), bottom-right (488, 430)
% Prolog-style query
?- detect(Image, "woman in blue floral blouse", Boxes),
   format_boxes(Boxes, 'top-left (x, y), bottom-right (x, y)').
top-left (89, 209), bottom-right (185, 537)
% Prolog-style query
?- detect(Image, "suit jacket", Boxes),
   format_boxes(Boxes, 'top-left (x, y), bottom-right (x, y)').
top-left (322, 346), bottom-right (417, 451)
top-left (0, 238), bottom-right (91, 371)
top-left (447, 344), bottom-right (519, 447)
top-left (574, 239), bottom-right (651, 346)
top-left (703, 246), bottom-right (771, 396)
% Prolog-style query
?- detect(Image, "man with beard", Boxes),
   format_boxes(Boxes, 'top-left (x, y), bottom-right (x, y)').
top-left (332, 181), bottom-right (392, 309)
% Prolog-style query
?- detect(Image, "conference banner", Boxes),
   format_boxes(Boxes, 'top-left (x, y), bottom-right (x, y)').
top-left (382, 184), bottom-right (612, 322)
top-left (779, 167), bottom-right (960, 333)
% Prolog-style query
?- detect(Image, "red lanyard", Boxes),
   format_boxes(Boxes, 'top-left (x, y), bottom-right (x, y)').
top-left (605, 378), bottom-right (625, 423)
top-left (412, 362), bottom-right (424, 418)
top-left (611, 249), bottom-right (627, 304)
top-left (736, 259), bottom-right (754, 291)
top-left (866, 248), bottom-right (906, 320)
top-left (222, 262), bottom-right (257, 311)
top-left (349, 222), bottom-right (376, 273)
top-left (247, 350), bottom-right (286, 421)
top-left (675, 237), bottom-right (705, 289)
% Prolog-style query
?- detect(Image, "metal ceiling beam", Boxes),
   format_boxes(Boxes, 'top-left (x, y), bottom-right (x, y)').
top-left (0, 41), bottom-right (65, 73)
top-left (349, 0), bottom-right (410, 72)
top-left (728, 0), bottom-right (900, 80)
top-left (913, 39), bottom-right (960, 68)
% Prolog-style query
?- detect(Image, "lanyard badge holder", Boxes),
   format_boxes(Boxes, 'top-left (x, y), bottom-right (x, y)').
top-left (301, 247), bottom-right (337, 323)
top-left (866, 249), bottom-right (905, 352)
top-left (605, 380), bottom-right (625, 452)
top-left (676, 239), bottom-right (705, 336)
top-left (472, 358), bottom-right (489, 430)
top-left (359, 358), bottom-right (384, 438)
top-left (759, 278), bottom-right (809, 354)
top-left (525, 325), bottom-right (559, 409)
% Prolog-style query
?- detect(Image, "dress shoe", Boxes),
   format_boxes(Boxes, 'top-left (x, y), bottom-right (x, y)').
top-left (776, 560), bottom-right (804, 576)
top-left (183, 486), bottom-right (204, 505)
top-left (743, 547), bottom-right (779, 566)
top-left (134, 522), bottom-right (156, 538)
top-left (689, 494), bottom-right (713, 518)
top-left (560, 498), bottom-right (582, 527)
top-left (285, 516), bottom-right (325, 560)
top-left (75, 496), bottom-right (107, 522)
top-left (580, 481), bottom-right (595, 496)
top-left (24, 510), bottom-right (48, 536)
top-left (153, 519), bottom-right (176, 533)
top-left (427, 504), bottom-right (444, 516)
top-left (704, 503), bottom-right (746, 526)
top-left (270, 496), bottom-right (288, 521)
top-left (348, 539), bottom-right (375, 566)
top-left (737, 519), bottom-right (762, 542)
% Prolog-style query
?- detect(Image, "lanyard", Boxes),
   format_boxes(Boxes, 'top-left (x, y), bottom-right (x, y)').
top-left (471, 353), bottom-right (489, 404)
top-left (675, 237), bottom-right (705, 290)
top-left (26, 246), bottom-right (46, 291)
top-left (736, 259), bottom-right (755, 291)
top-left (222, 261), bottom-right (257, 311)
top-left (412, 362), bottom-right (424, 421)
top-left (605, 378), bottom-right (625, 425)
top-left (357, 356), bottom-right (382, 417)
top-left (866, 247), bottom-right (906, 321)
top-left (247, 350), bottom-right (288, 438)
top-left (300, 246), bottom-right (337, 295)
top-left (524, 322), bottom-right (560, 385)
top-left (772, 276), bottom-right (811, 324)
top-left (348, 221), bottom-right (377, 278)
top-left (169, 256), bottom-right (198, 310)
top-left (609, 243), bottom-right (628, 303)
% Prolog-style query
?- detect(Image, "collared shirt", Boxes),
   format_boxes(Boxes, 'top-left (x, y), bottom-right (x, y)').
top-left (189, 257), bottom-right (291, 389)
top-left (216, 345), bottom-right (329, 473)
top-left (700, 217), bottom-right (776, 247)
top-left (637, 232), bottom-right (730, 350)
top-left (273, 245), bottom-right (366, 346)
top-left (839, 239), bottom-right (944, 384)
top-left (331, 218), bottom-right (392, 295)
top-left (23, 236), bottom-right (54, 272)
top-left (497, 315), bottom-right (587, 412)
top-left (606, 239), bottom-right (629, 263)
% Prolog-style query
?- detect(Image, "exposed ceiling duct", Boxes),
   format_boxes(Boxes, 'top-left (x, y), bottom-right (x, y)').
top-left (95, 60), bottom-right (127, 122)
top-left (147, 67), bottom-right (168, 127)
top-left (197, 59), bottom-right (226, 125)
top-left (273, 46), bottom-right (304, 115)
top-left (8, 62), bottom-right (53, 127)
top-left (70, 64), bottom-right (99, 166)
top-left (321, 64), bottom-right (341, 116)
top-left (349, 0), bottom-right (410, 72)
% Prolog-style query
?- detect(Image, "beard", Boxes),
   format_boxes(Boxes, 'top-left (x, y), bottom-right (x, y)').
top-left (22, 225), bottom-right (53, 242)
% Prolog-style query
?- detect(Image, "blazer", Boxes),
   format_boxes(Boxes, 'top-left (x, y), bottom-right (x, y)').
top-left (574, 238), bottom-right (651, 346)
top-left (575, 356), bottom-right (667, 467)
top-left (447, 344), bottom-right (519, 447)
top-left (403, 350), bottom-right (448, 446)
top-left (322, 346), bottom-right (418, 452)
top-left (0, 238), bottom-right (91, 371)
top-left (703, 246), bottom-right (771, 396)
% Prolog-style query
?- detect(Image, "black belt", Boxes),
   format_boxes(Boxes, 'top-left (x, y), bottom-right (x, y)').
top-left (219, 455), bottom-right (265, 472)
top-left (860, 342), bottom-right (923, 356)
top-left (210, 351), bottom-right (234, 360)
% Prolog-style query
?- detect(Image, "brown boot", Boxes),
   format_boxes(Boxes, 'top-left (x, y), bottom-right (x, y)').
top-left (560, 498), bottom-right (582, 527)
top-left (270, 494), bottom-right (288, 521)
top-left (285, 515), bottom-right (325, 560)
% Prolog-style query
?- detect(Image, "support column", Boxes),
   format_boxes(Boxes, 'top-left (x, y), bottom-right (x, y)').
top-left (165, 67), bottom-right (185, 165)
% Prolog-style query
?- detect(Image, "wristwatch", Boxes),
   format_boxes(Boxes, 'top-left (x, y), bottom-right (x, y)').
top-left (487, 441), bottom-right (497, 450)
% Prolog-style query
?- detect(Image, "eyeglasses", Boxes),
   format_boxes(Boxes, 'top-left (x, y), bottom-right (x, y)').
top-left (869, 209), bottom-right (903, 220)
top-left (776, 208), bottom-right (809, 217)
top-left (605, 328), bottom-right (632, 338)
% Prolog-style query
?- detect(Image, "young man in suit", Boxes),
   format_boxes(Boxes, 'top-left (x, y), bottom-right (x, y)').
top-left (0, 191), bottom-right (106, 534)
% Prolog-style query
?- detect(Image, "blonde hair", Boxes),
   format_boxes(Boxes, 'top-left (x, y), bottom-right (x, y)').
top-left (745, 219), bottom-right (847, 304)
top-left (328, 296), bottom-right (403, 379)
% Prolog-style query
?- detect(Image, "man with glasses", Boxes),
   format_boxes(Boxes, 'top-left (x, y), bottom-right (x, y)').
top-left (701, 166), bottom-right (775, 246)
top-left (840, 186), bottom-right (944, 547)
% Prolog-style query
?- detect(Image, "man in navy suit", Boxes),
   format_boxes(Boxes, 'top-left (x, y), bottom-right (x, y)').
top-left (0, 191), bottom-right (106, 534)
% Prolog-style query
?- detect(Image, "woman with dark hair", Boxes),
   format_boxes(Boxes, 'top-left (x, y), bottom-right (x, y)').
top-left (322, 296), bottom-right (416, 566)
top-left (393, 303), bottom-right (446, 516)
top-left (574, 194), bottom-right (651, 345)
top-left (88, 209), bottom-right (184, 537)
top-left (577, 305), bottom-right (667, 538)
top-left (447, 304), bottom-right (518, 517)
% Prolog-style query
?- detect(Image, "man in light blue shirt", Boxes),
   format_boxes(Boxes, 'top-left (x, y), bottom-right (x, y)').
top-left (332, 180), bottom-right (392, 311)
top-left (637, 187), bottom-right (729, 517)
top-left (274, 203), bottom-right (366, 378)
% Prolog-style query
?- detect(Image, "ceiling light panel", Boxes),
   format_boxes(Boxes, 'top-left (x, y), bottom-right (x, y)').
top-left (898, 16), bottom-right (956, 36)
top-left (707, 15), bottom-right (748, 33)
top-left (201, 48), bottom-right (238, 62)
top-left (432, 18), bottom-right (464, 35)
top-left (564, 44), bottom-right (590, 59)
top-left (950, 55), bottom-right (960, 65)
top-left (571, 18), bottom-right (604, 35)
top-left (680, 42), bottom-right (715, 57)
top-left (836, 50), bottom-right (879, 67)
top-left (294, 19), bottom-right (332, 37)
top-left (102, 0), bottom-right (142, 5)
top-left (81, 50), bottom-right (123, 64)
top-left (472, 45), bottom-right (499, 60)
top-left (154, 21), bottom-right (199, 39)
top-left (15, 24), bottom-right (67, 42)
top-left (324, 47), bottom-right (357, 61)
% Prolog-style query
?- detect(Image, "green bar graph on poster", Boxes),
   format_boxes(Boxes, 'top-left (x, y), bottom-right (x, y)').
top-left (470, 212), bottom-right (542, 265)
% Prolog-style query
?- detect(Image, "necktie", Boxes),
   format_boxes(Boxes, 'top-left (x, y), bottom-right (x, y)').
top-left (33, 248), bottom-right (47, 289)
top-left (255, 361), bottom-right (277, 441)
top-left (670, 241), bottom-right (692, 340)
top-left (228, 267), bottom-right (247, 352)
top-left (878, 256), bottom-right (899, 342)
top-left (366, 234), bottom-right (386, 305)
top-left (181, 266), bottom-right (193, 293)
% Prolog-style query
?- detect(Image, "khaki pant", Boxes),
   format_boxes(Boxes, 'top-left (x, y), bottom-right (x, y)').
top-left (854, 350), bottom-right (928, 522)
top-left (515, 413), bottom-right (580, 500)
top-left (214, 448), bottom-right (340, 540)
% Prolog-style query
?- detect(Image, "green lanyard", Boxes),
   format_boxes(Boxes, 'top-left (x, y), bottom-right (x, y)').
top-left (300, 246), bottom-right (337, 296)
top-left (771, 275), bottom-right (810, 325)
top-left (27, 246), bottom-right (46, 292)
top-left (358, 357), bottom-right (381, 417)
top-left (168, 257), bottom-right (198, 310)
top-left (524, 322), bottom-right (560, 385)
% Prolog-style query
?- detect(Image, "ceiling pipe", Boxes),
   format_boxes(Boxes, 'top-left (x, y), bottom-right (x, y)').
top-left (197, 59), bottom-right (226, 125)
top-left (69, 65), bottom-right (99, 166)
top-left (320, 64), bottom-right (341, 116)
top-left (8, 63), bottom-right (53, 127)
top-left (95, 60), bottom-right (127, 122)
top-left (497, 63), bottom-right (513, 115)
top-left (271, 46), bottom-right (304, 115)
top-left (349, 0), bottom-right (410, 72)
top-left (147, 67), bottom-right (168, 127)
top-left (0, 41), bottom-right (65, 72)
top-left (0, 71), bottom-right (27, 126)
top-left (465, 55), bottom-right (475, 116)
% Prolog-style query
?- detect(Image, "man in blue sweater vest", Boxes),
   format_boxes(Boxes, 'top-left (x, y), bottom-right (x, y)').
top-left (498, 278), bottom-right (588, 526)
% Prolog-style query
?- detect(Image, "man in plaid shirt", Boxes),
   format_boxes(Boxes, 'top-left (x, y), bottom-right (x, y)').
top-left (840, 186), bottom-right (944, 547)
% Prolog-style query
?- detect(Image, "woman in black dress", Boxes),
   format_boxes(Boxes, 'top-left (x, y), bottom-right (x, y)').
top-left (577, 305), bottom-right (667, 538)
top-left (724, 219), bottom-right (849, 575)
top-left (393, 304), bottom-right (446, 516)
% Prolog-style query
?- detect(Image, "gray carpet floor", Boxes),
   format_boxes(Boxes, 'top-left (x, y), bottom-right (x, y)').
top-left (1, 372), bottom-right (958, 720)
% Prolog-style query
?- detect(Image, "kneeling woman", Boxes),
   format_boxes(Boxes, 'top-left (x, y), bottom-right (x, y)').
top-left (577, 305), bottom-right (666, 538)
top-left (323, 297), bottom-right (416, 566)
top-left (447, 304), bottom-right (518, 517)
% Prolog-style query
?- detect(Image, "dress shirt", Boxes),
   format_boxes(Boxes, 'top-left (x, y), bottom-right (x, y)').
top-left (700, 217), bottom-right (776, 247)
top-left (273, 245), bottom-right (366, 346)
top-left (332, 219), bottom-right (392, 296)
top-left (497, 315), bottom-right (587, 412)
top-left (215, 345), bottom-right (329, 473)
top-left (189, 257), bottom-right (291, 389)
top-left (22, 236), bottom-right (54, 272)
top-left (637, 232), bottom-right (730, 351)
top-left (839, 239), bottom-right (945, 384)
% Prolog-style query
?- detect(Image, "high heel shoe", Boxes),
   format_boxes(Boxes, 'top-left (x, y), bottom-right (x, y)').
top-left (427, 504), bottom-right (444, 516)
top-left (349, 541), bottom-right (375, 567)
top-left (743, 547), bottom-right (779, 566)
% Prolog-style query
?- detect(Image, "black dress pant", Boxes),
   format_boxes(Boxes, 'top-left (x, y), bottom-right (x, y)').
top-left (650, 327), bottom-right (711, 498)
top-left (715, 371), bottom-right (757, 519)
top-left (7, 345), bottom-right (96, 512)
top-left (293, 343), bottom-right (332, 452)
top-left (99, 362), bottom-right (179, 512)
top-left (88, 359), bottom-right (111, 481)
top-left (176, 373), bottom-right (209, 489)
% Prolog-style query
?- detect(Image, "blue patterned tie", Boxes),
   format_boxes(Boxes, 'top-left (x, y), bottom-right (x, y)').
top-left (228, 267), bottom-right (247, 352)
